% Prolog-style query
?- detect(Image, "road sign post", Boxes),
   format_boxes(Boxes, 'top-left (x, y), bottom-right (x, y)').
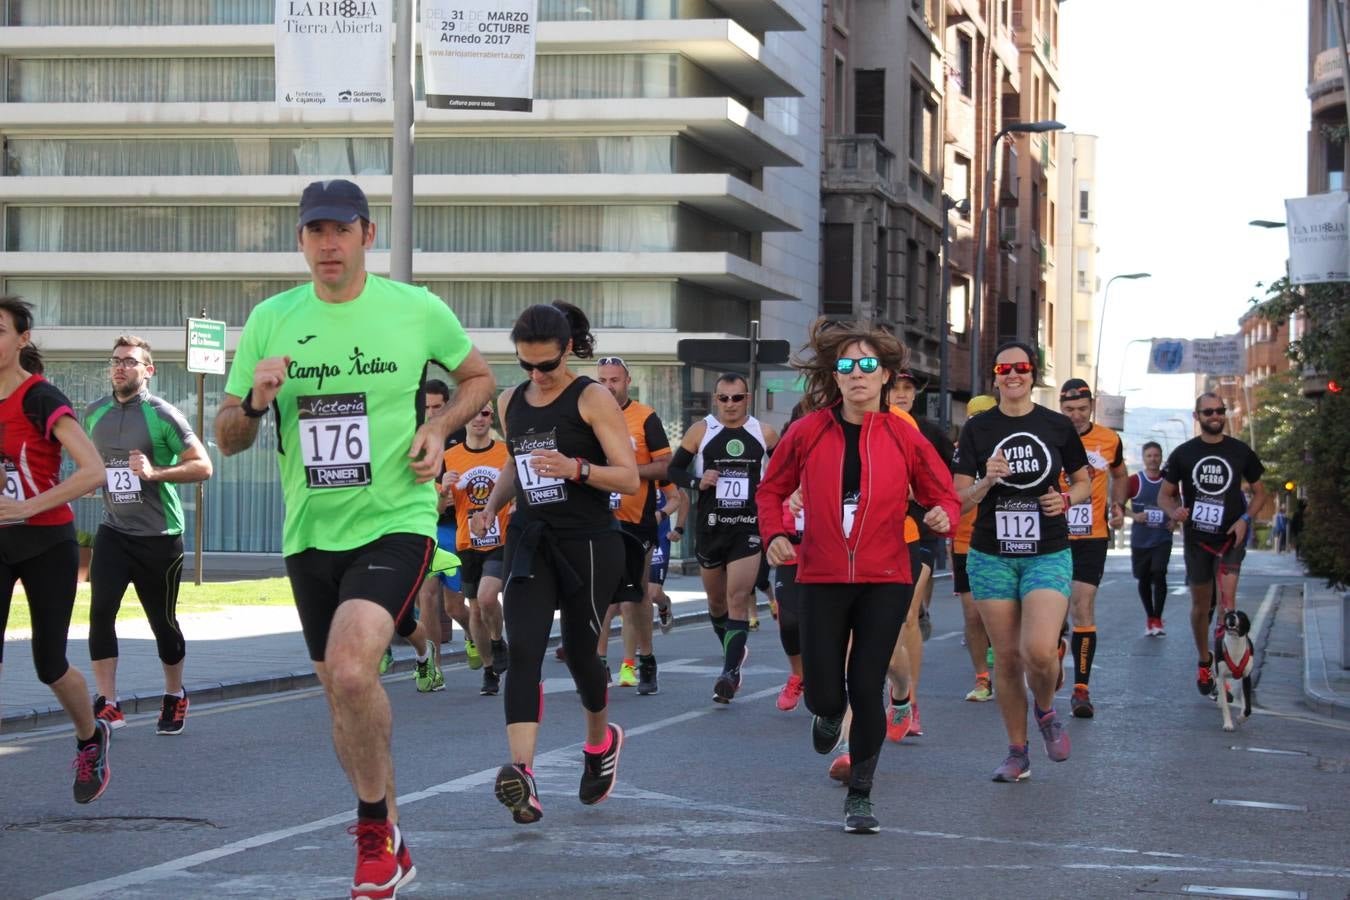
top-left (185, 314), bottom-right (226, 586)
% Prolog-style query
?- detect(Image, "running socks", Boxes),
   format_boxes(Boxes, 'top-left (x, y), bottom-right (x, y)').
top-left (583, 729), bottom-right (614, 756)
top-left (1071, 626), bottom-right (1097, 687)
top-left (722, 619), bottom-right (749, 672)
top-left (710, 613), bottom-right (729, 644)
top-left (357, 797), bottom-right (389, 822)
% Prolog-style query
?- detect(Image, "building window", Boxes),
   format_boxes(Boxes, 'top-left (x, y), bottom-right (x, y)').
top-left (875, 227), bottom-right (889, 317)
top-left (823, 223), bottom-right (855, 315)
top-left (1326, 135), bottom-right (1346, 192)
top-left (909, 82), bottom-right (937, 170)
top-left (956, 33), bottom-right (973, 98)
top-left (855, 69), bottom-right (885, 138)
top-left (1076, 249), bottom-right (1089, 291)
top-left (952, 153), bottom-right (972, 216)
top-left (1078, 181), bottom-right (1091, 220)
top-left (1328, 0), bottom-right (1344, 49)
top-left (834, 56), bottom-right (847, 133)
top-left (997, 298), bottom-right (1018, 342)
top-left (950, 278), bottom-right (968, 334)
top-left (905, 239), bottom-right (921, 321)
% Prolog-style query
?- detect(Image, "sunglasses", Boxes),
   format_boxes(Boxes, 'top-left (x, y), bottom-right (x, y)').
top-left (476, 409), bottom-right (493, 419)
top-left (835, 357), bottom-right (880, 375)
top-left (597, 356), bottom-right (628, 370)
top-left (517, 350), bottom-right (566, 373)
top-left (1198, 407), bottom-right (1227, 417)
top-left (992, 361), bottom-right (1034, 376)
top-left (716, 393), bottom-right (747, 403)
top-left (108, 357), bottom-right (143, 369)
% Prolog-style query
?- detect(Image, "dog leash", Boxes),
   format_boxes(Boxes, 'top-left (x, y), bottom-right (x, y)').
top-left (1196, 536), bottom-right (1236, 641)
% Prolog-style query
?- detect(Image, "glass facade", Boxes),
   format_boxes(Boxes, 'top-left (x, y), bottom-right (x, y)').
top-left (4, 136), bottom-right (749, 181)
top-left (6, 204), bottom-right (752, 257)
top-left (5, 54), bottom-right (739, 104)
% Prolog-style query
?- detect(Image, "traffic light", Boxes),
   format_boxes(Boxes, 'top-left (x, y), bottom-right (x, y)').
top-left (1285, 481), bottom-right (1296, 492)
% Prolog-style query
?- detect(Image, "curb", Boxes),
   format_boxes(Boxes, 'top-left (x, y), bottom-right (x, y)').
top-left (0, 602), bottom-right (726, 736)
top-left (1301, 581), bottom-right (1350, 722)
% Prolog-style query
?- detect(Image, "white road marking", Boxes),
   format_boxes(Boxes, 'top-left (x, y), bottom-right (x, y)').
top-left (1172, 586), bottom-right (1190, 596)
top-left (1210, 799), bottom-right (1308, 812)
top-left (1182, 887), bottom-right (1307, 899)
top-left (1249, 584), bottom-right (1278, 651)
top-left (36, 687), bottom-right (781, 900)
top-left (928, 630), bottom-right (964, 642)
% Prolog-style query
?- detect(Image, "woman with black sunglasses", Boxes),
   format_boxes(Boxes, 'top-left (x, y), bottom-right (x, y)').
top-left (951, 340), bottom-right (1091, 783)
top-left (469, 300), bottom-right (638, 825)
top-left (757, 319), bottom-right (959, 834)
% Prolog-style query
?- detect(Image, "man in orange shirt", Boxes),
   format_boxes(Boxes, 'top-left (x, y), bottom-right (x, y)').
top-left (442, 402), bottom-right (512, 695)
top-left (1057, 379), bottom-right (1128, 718)
top-left (595, 356), bottom-right (674, 695)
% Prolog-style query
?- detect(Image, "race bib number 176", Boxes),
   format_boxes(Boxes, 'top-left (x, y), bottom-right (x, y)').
top-left (297, 393), bottom-right (372, 489)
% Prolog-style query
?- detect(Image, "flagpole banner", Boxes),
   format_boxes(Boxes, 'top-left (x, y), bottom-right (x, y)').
top-left (1285, 192), bottom-right (1350, 285)
top-left (275, 1), bottom-right (392, 108)
top-left (422, 0), bottom-right (538, 112)
top-left (1146, 336), bottom-right (1245, 376)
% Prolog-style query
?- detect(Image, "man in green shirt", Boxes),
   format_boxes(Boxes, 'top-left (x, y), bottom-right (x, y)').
top-left (216, 179), bottom-right (493, 900)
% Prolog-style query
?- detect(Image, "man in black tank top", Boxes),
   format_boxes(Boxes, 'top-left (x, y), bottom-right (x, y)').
top-left (668, 373), bottom-right (780, 703)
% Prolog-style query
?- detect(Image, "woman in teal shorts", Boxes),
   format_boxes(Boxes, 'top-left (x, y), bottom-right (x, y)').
top-left (951, 341), bottom-right (1090, 782)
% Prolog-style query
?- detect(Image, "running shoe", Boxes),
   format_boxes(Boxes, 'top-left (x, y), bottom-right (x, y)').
top-left (490, 639), bottom-right (510, 675)
top-left (555, 643), bottom-right (567, 662)
top-left (656, 602), bottom-right (673, 635)
top-left (1055, 636), bottom-right (1069, 692)
top-left (965, 676), bottom-right (994, 702)
top-left (429, 666), bottom-right (445, 693)
top-left (748, 614), bottom-right (760, 631)
top-left (991, 747), bottom-right (1030, 783)
top-left (918, 603), bottom-right (932, 641)
top-left (636, 656), bottom-right (659, 696)
top-left (480, 668), bottom-right (500, 696)
top-left (156, 691), bottom-right (189, 735)
top-left (348, 818), bottom-right (406, 899)
top-left (618, 661), bottom-right (638, 688)
top-left (93, 695), bottom-right (125, 730)
top-left (393, 825), bottom-right (417, 891)
top-left (378, 647), bottom-right (394, 675)
top-left (415, 642), bottom-right (443, 693)
top-left (1036, 708), bottom-right (1071, 762)
top-left (712, 647), bottom-right (747, 704)
top-left (1144, 618), bottom-right (1158, 637)
top-left (494, 763), bottom-right (543, 824)
top-left (828, 752), bottom-right (852, 783)
top-left (776, 674), bottom-right (805, 711)
top-left (72, 720), bottom-right (111, 804)
top-left (465, 639), bottom-right (482, 671)
top-left (1154, 617), bottom-right (1166, 636)
top-left (1070, 686), bottom-right (1094, 719)
top-left (1196, 659), bottom-right (1216, 696)
top-left (579, 723), bottom-right (624, 805)
top-left (811, 714), bottom-right (845, 755)
top-left (843, 793), bottom-right (879, 834)
top-left (910, 702), bottom-right (924, 736)
top-left (885, 702), bottom-right (912, 743)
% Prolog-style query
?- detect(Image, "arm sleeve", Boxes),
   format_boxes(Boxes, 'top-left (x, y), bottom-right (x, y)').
top-left (1128, 473), bottom-right (1140, 500)
top-left (901, 424), bottom-right (961, 535)
top-left (1242, 447), bottom-right (1266, 484)
top-left (755, 423), bottom-right (801, 546)
top-left (150, 398), bottom-right (195, 456)
top-left (1111, 435), bottom-right (1124, 467)
top-left (24, 381), bottom-right (75, 441)
top-left (1161, 448), bottom-right (1182, 485)
top-left (644, 413), bottom-right (671, 458)
top-left (224, 305), bottom-right (268, 399)
top-left (426, 289), bottom-right (473, 373)
top-left (666, 445), bottom-right (700, 490)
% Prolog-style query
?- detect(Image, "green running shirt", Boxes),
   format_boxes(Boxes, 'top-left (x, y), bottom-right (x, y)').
top-left (225, 275), bottom-right (474, 555)
top-left (84, 388), bottom-right (195, 536)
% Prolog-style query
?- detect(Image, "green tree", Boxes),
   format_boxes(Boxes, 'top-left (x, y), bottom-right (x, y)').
top-left (1254, 277), bottom-right (1350, 586)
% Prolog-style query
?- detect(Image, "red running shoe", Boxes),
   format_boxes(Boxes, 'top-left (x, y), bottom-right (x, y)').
top-left (776, 675), bottom-right (804, 711)
top-left (348, 819), bottom-right (411, 899)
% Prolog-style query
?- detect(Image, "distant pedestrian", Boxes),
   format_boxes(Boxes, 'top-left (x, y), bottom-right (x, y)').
top-left (1270, 507), bottom-right (1288, 554)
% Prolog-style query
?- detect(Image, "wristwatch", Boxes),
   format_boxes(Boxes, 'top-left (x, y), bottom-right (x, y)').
top-left (577, 460), bottom-right (591, 483)
top-left (241, 389), bottom-right (268, 419)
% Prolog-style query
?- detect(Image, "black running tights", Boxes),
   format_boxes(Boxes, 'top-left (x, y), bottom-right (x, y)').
top-left (0, 538), bottom-right (80, 684)
top-left (88, 527), bottom-right (186, 665)
top-left (799, 581), bottom-right (913, 767)
top-left (773, 563), bottom-right (801, 657)
top-left (502, 531), bottom-right (623, 724)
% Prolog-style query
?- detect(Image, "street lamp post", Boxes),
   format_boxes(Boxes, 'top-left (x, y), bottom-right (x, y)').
top-left (939, 193), bottom-right (969, 431)
top-left (970, 119), bottom-right (1066, 397)
top-left (1091, 272), bottom-right (1151, 399)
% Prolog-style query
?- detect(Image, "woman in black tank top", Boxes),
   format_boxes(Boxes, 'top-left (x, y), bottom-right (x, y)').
top-left (470, 301), bottom-right (638, 826)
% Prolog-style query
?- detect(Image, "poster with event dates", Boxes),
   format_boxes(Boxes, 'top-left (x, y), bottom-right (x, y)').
top-left (421, 0), bottom-right (538, 112)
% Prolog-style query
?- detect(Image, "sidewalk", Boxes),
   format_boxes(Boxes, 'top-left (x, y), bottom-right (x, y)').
top-left (1302, 578), bottom-right (1350, 721)
top-left (1, 573), bottom-right (720, 732)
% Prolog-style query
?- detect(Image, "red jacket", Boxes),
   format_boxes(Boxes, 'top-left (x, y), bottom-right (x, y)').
top-left (757, 407), bottom-right (959, 584)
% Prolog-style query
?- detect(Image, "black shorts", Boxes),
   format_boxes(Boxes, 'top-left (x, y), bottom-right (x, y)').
top-left (756, 554), bottom-right (772, 592)
top-left (1131, 543), bottom-right (1172, 580)
top-left (697, 530), bottom-right (762, 569)
top-left (460, 546), bottom-right (505, 598)
top-left (953, 552), bottom-right (970, 594)
top-left (621, 521), bottom-right (658, 554)
top-left (285, 532), bottom-right (435, 661)
top-left (1070, 538), bottom-right (1109, 587)
top-left (1184, 538), bottom-right (1245, 586)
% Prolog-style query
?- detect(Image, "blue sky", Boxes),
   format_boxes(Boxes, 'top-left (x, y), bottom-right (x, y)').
top-left (1057, 2), bottom-right (1310, 408)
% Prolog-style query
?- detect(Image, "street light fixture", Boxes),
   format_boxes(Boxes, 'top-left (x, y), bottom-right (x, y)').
top-left (1249, 220), bottom-right (1287, 229)
top-left (969, 119), bottom-right (1066, 396)
top-left (1091, 272), bottom-right (1151, 399)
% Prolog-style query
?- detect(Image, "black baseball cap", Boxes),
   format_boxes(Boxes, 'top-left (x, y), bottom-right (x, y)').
top-left (1059, 378), bottom-right (1092, 401)
top-left (297, 179), bottom-right (370, 228)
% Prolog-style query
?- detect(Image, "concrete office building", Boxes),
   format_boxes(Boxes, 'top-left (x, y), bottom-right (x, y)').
top-left (0, 0), bottom-right (820, 552)
top-left (1052, 131), bottom-right (1096, 392)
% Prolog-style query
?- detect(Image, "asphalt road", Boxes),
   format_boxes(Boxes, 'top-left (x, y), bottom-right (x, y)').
top-left (2, 552), bottom-right (1347, 899)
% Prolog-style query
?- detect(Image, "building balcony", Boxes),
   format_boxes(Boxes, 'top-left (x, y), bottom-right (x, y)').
top-left (1311, 46), bottom-right (1344, 102)
top-left (823, 134), bottom-right (898, 201)
top-left (999, 143), bottom-right (1020, 203)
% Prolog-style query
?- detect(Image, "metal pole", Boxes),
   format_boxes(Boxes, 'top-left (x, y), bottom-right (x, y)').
top-left (1092, 275), bottom-right (1120, 400)
top-left (749, 318), bottom-right (761, 417)
top-left (970, 129), bottom-right (1003, 399)
top-left (194, 306), bottom-right (206, 586)
top-left (391, 0), bottom-right (415, 283)
top-left (938, 196), bottom-right (953, 431)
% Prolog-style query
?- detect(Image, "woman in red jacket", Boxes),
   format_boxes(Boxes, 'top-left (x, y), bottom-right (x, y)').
top-left (758, 320), bottom-right (959, 834)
